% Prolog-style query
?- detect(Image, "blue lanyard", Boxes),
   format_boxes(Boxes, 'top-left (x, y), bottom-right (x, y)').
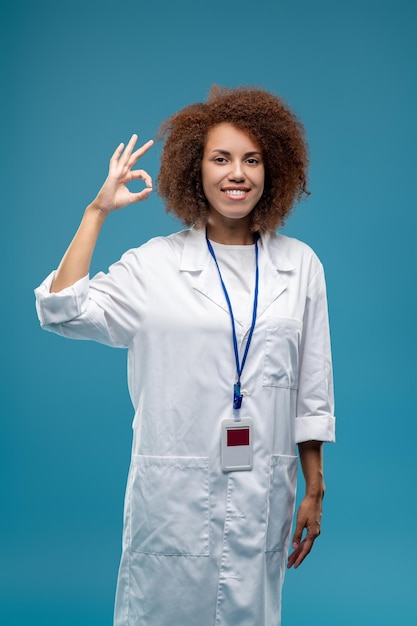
top-left (206, 233), bottom-right (259, 410)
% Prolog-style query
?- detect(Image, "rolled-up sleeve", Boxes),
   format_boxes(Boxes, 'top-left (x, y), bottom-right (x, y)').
top-left (295, 263), bottom-right (336, 443)
top-left (34, 248), bottom-right (147, 348)
top-left (35, 272), bottom-right (90, 325)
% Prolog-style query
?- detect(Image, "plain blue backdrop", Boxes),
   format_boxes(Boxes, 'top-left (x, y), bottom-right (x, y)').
top-left (2, 0), bottom-right (416, 624)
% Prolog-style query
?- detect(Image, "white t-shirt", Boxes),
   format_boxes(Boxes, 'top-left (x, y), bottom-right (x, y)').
top-left (209, 241), bottom-right (256, 337)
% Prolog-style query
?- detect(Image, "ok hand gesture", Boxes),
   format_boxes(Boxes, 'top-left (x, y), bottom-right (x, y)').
top-left (92, 134), bottom-right (154, 215)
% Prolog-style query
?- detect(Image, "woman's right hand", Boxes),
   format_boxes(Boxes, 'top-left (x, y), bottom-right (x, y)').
top-left (50, 135), bottom-right (153, 293)
top-left (91, 134), bottom-right (154, 215)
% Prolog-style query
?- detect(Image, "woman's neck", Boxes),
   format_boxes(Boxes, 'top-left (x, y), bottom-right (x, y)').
top-left (206, 217), bottom-right (254, 245)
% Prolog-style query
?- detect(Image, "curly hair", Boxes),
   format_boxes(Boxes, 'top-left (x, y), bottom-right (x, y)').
top-left (157, 85), bottom-right (309, 233)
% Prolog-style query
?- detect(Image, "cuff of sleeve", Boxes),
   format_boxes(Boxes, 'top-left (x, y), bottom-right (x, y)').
top-left (35, 272), bottom-right (90, 325)
top-left (295, 415), bottom-right (336, 444)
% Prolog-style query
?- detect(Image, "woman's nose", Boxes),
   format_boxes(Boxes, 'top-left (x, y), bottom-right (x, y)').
top-left (228, 160), bottom-right (245, 181)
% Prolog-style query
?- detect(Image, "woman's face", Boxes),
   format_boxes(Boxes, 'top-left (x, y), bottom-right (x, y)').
top-left (201, 123), bottom-right (265, 227)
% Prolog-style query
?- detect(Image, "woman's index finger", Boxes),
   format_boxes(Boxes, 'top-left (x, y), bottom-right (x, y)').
top-left (129, 139), bottom-right (154, 166)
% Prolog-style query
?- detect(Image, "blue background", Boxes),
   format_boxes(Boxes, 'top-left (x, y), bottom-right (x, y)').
top-left (2, 0), bottom-right (416, 624)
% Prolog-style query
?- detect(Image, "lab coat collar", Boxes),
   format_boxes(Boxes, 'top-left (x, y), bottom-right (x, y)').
top-left (180, 227), bottom-right (295, 323)
top-left (179, 227), bottom-right (211, 272)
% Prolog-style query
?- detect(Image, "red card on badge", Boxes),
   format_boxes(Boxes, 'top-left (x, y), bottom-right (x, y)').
top-left (227, 427), bottom-right (250, 447)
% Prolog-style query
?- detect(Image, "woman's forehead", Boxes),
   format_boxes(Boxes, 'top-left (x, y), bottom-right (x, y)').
top-left (204, 123), bottom-right (262, 152)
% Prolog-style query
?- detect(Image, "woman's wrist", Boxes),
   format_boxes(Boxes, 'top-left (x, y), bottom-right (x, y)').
top-left (85, 200), bottom-right (110, 222)
top-left (298, 440), bottom-right (325, 499)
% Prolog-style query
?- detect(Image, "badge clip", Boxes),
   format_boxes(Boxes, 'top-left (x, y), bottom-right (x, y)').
top-left (233, 381), bottom-right (243, 410)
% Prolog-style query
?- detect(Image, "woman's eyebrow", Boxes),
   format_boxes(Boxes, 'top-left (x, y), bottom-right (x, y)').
top-left (210, 149), bottom-right (262, 157)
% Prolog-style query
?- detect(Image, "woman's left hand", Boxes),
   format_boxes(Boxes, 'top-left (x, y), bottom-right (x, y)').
top-left (287, 493), bottom-right (323, 569)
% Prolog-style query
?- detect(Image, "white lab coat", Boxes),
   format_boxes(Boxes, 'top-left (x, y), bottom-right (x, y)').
top-left (35, 227), bottom-right (335, 626)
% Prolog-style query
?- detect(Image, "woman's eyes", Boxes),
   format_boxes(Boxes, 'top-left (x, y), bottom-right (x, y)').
top-left (213, 157), bottom-right (260, 164)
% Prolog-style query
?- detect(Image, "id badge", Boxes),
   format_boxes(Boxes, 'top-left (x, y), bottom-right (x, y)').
top-left (221, 418), bottom-right (253, 472)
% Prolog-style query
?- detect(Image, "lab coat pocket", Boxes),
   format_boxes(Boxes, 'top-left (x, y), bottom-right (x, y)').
top-left (265, 455), bottom-right (298, 552)
top-left (130, 455), bottom-right (210, 556)
top-left (263, 317), bottom-right (302, 389)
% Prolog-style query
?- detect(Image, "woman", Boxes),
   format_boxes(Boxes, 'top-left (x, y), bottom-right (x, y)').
top-left (35, 85), bottom-right (335, 626)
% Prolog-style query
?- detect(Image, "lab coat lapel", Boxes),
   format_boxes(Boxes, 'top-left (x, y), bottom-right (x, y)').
top-left (180, 227), bottom-right (233, 318)
top-left (256, 234), bottom-right (295, 319)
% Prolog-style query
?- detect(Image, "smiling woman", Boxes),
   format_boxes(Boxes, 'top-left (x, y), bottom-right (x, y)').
top-left (34, 84), bottom-right (335, 626)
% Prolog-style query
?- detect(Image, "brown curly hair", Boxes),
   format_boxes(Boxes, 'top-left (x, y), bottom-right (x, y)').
top-left (157, 85), bottom-right (309, 233)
